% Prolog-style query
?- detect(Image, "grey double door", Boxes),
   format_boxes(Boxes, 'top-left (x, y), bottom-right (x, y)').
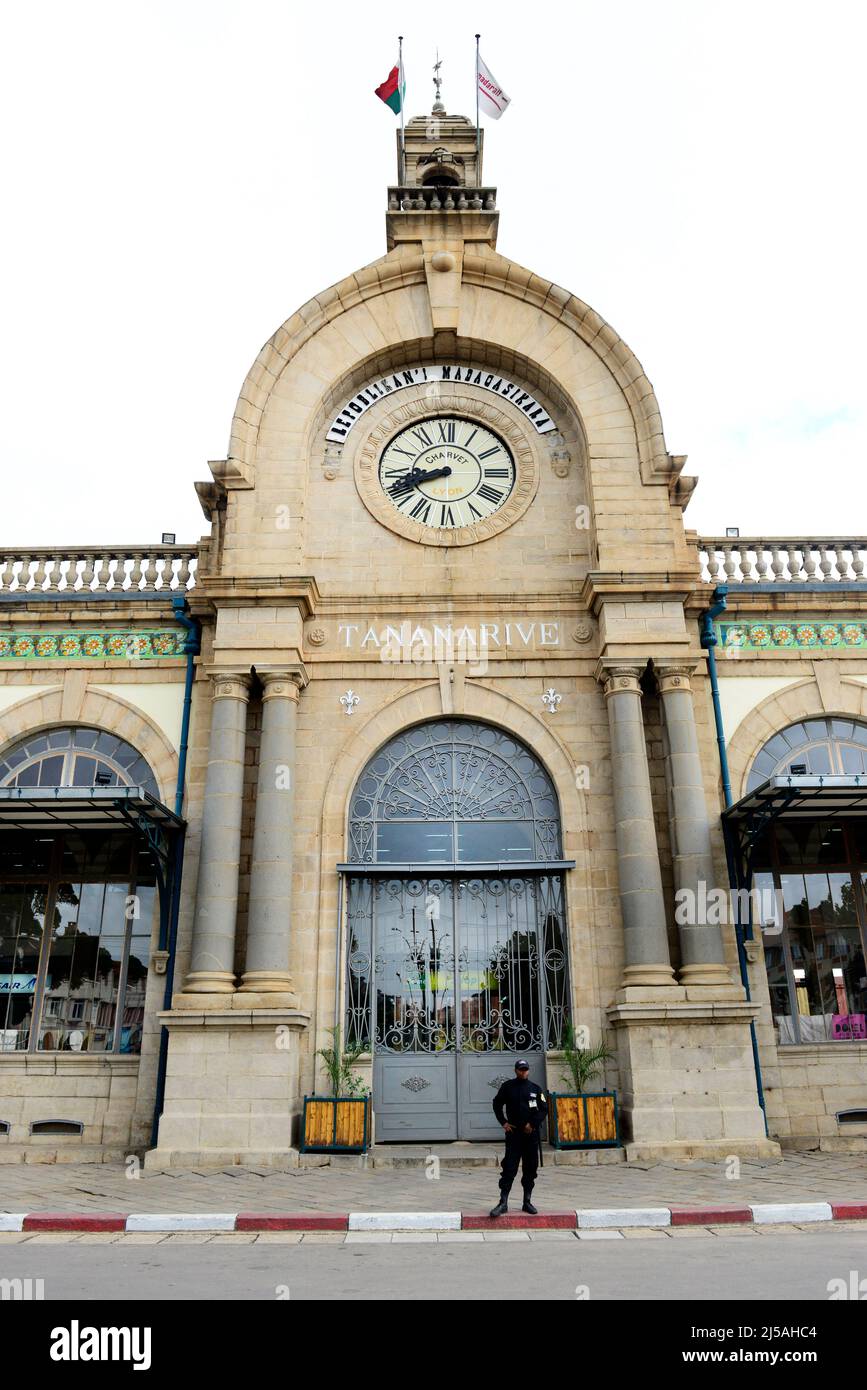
top-left (360, 876), bottom-right (563, 1141)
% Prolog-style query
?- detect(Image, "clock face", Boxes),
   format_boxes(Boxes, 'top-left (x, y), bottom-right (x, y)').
top-left (378, 417), bottom-right (516, 530)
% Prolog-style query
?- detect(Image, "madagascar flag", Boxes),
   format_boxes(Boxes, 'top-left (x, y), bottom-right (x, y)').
top-left (375, 65), bottom-right (404, 114)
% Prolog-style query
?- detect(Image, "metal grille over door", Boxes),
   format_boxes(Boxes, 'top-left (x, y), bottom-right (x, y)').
top-left (344, 720), bottom-right (570, 1140)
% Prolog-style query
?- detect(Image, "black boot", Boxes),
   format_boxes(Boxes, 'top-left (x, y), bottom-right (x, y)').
top-left (489, 1196), bottom-right (509, 1218)
top-left (522, 1195), bottom-right (538, 1215)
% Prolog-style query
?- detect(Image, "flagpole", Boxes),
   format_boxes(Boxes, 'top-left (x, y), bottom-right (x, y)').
top-left (398, 35), bottom-right (406, 185)
top-left (474, 33), bottom-right (481, 180)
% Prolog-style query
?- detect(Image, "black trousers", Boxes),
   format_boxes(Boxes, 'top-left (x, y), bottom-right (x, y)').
top-left (498, 1128), bottom-right (539, 1197)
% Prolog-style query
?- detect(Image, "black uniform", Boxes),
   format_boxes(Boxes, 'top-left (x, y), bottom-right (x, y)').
top-left (492, 1075), bottom-right (548, 1200)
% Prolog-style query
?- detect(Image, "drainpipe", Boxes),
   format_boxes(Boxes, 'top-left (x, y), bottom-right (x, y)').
top-left (699, 585), bottom-right (769, 1133)
top-left (150, 594), bottom-right (200, 1149)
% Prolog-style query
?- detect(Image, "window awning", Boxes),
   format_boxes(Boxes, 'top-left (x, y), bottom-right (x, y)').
top-left (722, 775), bottom-right (867, 903)
top-left (0, 785), bottom-right (183, 833)
top-left (723, 774), bottom-right (867, 825)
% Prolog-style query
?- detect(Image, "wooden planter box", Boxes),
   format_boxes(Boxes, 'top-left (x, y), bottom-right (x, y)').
top-left (300, 1095), bottom-right (371, 1153)
top-left (547, 1091), bottom-right (620, 1149)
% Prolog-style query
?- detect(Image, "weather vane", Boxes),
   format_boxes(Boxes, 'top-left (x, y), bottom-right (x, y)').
top-left (432, 50), bottom-right (444, 114)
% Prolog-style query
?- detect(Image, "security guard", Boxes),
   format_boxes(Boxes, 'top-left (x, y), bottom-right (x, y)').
top-left (490, 1059), bottom-right (548, 1217)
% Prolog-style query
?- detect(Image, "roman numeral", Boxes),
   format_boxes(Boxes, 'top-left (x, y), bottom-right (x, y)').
top-left (467, 502), bottom-right (483, 520)
top-left (479, 446), bottom-right (501, 460)
top-left (477, 484), bottom-right (504, 505)
top-left (464, 429), bottom-right (478, 448)
top-left (390, 446), bottom-right (415, 459)
top-left (383, 468), bottom-right (407, 478)
top-left (409, 498), bottom-right (431, 522)
top-left (412, 426), bottom-right (433, 448)
top-left (440, 504), bottom-right (456, 527)
top-left (437, 420), bottom-right (456, 443)
top-left (484, 468), bottom-right (510, 478)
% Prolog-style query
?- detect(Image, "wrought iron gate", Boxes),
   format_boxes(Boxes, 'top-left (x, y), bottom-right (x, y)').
top-left (346, 874), bottom-right (568, 1141)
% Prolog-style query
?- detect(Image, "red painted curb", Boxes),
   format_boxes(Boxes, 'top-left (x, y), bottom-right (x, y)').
top-left (462, 1211), bottom-right (576, 1231)
top-left (22, 1213), bottom-right (128, 1232)
top-left (669, 1207), bottom-right (753, 1226)
top-left (830, 1202), bottom-right (867, 1221)
top-left (235, 1213), bottom-right (349, 1232)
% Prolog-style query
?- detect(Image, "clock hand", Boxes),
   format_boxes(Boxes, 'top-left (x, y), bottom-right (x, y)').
top-left (389, 465), bottom-right (452, 497)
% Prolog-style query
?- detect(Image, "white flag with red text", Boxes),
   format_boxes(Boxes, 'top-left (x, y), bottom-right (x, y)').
top-left (477, 54), bottom-right (510, 119)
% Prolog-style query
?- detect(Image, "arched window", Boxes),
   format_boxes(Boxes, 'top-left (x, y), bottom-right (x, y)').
top-left (344, 720), bottom-right (570, 1139)
top-left (348, 719), bottom-right (562, 865)
top-left (747, 719), bottom-right (867, 1046)
top-left (0, 727), bottom-right (158, 798)
top-left (747, 717), bottom-right (867, 790)
top-left (0, 727), bottom-right (158, 1055)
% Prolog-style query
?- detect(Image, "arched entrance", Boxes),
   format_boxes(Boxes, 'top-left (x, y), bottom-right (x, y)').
top-left (342, 719), bottom-right (571, 1140)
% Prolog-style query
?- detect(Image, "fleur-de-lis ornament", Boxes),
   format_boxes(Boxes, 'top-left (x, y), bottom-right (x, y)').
top-left (340, 689), bottom-right (360, 716)
top-left (541, 688), bottom-right (562, 714)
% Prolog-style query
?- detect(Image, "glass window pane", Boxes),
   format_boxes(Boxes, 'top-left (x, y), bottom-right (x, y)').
top-left (803, 720), bottom-right (829, 741)
top-left (840, 744), bottom-right (867, 774)
top-left (0, 833), bottom-right (53, 876)
top-left (376, 823), bottom-right (454, 863)
top-left (803, 745), bottom-right (832, 775)
top-left (0, 884), bottom-right (45, 1049)
top-left (816, 925), bottom-right (867, 1041)
top-left (787, 925), bottom-right (832, 1041)
top-left (780, 873), bottom-right (809, 926)
top-left (831, 720), bottom-right (855, 740)
top-left (14, 762), bottom-right (40, 787)
top-left (36, 754), bottom-right (64, 786)
top-left (456, 820), bottom-right (535, 862)
top-left (71, 756), bottom-right (97, 787)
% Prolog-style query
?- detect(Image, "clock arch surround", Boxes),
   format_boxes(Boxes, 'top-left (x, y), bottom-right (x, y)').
top-left (349, 386), bottom-right (543, 547)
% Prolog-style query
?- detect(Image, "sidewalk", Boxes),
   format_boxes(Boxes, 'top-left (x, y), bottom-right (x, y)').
top-left (1, 1151), bottom-right (864, 1217)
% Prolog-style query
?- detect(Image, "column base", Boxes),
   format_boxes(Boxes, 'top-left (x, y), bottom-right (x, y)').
top-left (148, 1006), bottom-right (310, 1168)
top-left (624, 1138), bottom-right (781, 1163)
top-left (180, 970), bottom-right (236, 994)
top-left (678, 963), bottom-right (735, 988)
top-left (620, 963), bottom-right (679, 989)
top-left (238, 970), bottom-right (299, 1005)
top-left (607, 996), bottom-right (775, 1155)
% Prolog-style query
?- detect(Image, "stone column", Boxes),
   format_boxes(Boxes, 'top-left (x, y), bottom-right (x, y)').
top-left (239, 670), bottom-right (303, 1002)
top-left (601, 665), bottom-right (677, 989)
top-left (183, 672), bottom-right (251, 994)
top-left (658, 666), bottom-right (731, 987)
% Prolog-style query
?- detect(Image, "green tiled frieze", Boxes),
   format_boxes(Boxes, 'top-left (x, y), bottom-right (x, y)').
top-left (717, 620), bottom-right (867, 651)
top-left (0, 629), bottom-right (184, 660)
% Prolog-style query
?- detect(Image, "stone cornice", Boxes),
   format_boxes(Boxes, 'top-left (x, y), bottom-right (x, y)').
top-left (582, 572), bottom-right (699, 611)
top-left (607, 999), bottom-right (761, 1026)
top-left (198, 575), bottom-right (320, 618)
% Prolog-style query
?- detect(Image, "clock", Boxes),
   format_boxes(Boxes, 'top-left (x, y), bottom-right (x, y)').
top-left (378, 417), bottom-right (516, 531)
top-left (350, 390), bottom-right (541, 547)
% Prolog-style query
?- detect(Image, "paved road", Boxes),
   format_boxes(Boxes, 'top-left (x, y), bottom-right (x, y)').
top-left (2, 1227), bottom-right (866, 1300)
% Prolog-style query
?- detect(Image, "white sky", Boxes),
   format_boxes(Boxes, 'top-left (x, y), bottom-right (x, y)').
top-left (2, 0), bottom-right (864, 546)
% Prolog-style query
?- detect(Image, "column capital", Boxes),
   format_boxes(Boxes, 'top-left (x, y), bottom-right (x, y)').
top-left (209, 670), bottom-right (253, 702)
top-left (257, 666), bottom-right (308, 701)
top-left (656, 663), bottom-right (698, 695)
top-left (596, 663), bottom-right (643, 698)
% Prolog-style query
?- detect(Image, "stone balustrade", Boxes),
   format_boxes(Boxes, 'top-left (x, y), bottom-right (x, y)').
top-left (387, 185), bottom-right (497, 212)
top-left (0, 546), bottom-right (199, 595)
top-left (699, 537), bottom-right (867, 584)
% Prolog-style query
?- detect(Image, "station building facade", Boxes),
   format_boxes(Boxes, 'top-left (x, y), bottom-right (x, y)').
top-left (1, 110), bottom-right (866, 1165)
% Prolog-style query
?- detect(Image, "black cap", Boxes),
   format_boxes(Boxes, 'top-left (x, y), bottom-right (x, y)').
top-left (515, 1059), bottom-right (530, 1071)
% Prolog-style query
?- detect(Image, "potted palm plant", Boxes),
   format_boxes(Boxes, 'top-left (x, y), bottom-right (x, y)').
top-left (548, 1021), bottom-right (620, 1148)
top-left (300, 1026), bottom-right (371, 1153)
